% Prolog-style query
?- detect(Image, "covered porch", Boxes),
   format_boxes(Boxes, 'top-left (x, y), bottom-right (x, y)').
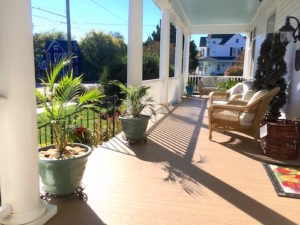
top-left (0, 0), bottom-right (300, 224)
top-left (45, 97), bottom-right (300, 225)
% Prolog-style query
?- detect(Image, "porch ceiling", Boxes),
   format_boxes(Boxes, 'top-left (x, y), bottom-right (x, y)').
top-left (178, 0), bottom-right (261, 25)
top-left (158, 0), bottom-right (262, 34)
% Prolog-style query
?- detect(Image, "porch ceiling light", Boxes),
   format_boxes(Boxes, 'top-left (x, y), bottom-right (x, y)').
top-left (279, 16), bottom-right (300, 43)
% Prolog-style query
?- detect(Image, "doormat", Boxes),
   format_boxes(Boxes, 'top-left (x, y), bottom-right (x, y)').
top-left (263, 163), bottom-right (300, 199)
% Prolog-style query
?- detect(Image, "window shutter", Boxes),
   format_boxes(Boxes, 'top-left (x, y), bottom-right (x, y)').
top-left (230, 48), bottom-right (233, 56)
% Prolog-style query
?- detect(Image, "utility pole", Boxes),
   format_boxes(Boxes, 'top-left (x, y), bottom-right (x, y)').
top-left (66, 0), bottom-right (72, 73)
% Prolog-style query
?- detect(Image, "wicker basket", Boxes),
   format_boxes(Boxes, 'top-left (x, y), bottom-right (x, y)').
top-left (261, 119), bottom-right (299, 160)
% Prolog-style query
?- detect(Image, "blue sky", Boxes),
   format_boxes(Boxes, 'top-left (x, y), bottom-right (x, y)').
top-left (32, 0), bottom-right (205, 47)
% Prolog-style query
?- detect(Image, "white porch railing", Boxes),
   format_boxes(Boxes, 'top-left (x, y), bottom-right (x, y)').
top-left (187, 75), bottom-right (244, 93)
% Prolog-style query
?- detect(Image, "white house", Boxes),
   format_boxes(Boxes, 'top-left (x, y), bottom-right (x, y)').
top-left (198, 34), bottom-right (246, 75)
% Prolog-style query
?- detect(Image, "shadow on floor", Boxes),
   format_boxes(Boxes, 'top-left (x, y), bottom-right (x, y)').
top-left (45, 195), bottom-right (106, 225)
top-left (214, 131), bottom-right (300, 167)
top-left (119, 97), bottom-right (298, 225)
top-left (129, 138), bottom-right (297, 225)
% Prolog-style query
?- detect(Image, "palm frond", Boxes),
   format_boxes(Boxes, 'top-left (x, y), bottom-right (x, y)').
top-left (78, 89), bottom-right (103, 108)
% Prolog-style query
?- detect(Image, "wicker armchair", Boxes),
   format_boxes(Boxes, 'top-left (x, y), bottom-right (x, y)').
top-left (208, 87), bottom-right (280, 140)
top-left (208, 82), bottom-right (253, 105)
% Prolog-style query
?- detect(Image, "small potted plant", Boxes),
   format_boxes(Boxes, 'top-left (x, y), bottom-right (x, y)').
top-left (186, 79), bottom-right (194, 96)
top-left (113, 81), bottom-right (155, 142)
top-left (36, 57), bottom-right (103, 195)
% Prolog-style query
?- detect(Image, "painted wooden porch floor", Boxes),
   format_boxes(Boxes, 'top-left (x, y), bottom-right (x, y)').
top-left (45, 96), bottom-right (300, 225)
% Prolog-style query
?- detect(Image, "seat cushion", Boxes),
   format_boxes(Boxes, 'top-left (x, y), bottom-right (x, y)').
top-left (242, 90), bottom-right (256, 101)
top-left (229, 83), bottom-right (243, 96)
top-left (242, 81), bottom-right (253, 92)
top-left (239, 112), bottom-right (255, 126)
top-left (212, 100), bottom-right (228, 105)
top-left (248, 90), bottom-right (268, 105)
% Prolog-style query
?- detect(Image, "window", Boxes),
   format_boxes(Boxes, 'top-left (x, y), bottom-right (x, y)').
top-left (266, 13), bottom-right (276, 39)
top-left (217, 64), bottom-right (220, 71)
top-left (54, 53), bottom-right (60, 62)
top-left (207, 48), bottom-right (210, 56)
top-left (54, 44), bottom-right (58, 50)
top-left (73, 46), bottom-right (77, 51)
top-left (231, 47), bottom-right (237, 57)
top-left (236, 39), bottom-right (239, 44)
top-left (46, 53), bottom-right (51, 62)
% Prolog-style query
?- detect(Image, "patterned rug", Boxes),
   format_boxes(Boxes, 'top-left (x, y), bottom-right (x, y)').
top-left (263, 163), bottom-right (300, 199)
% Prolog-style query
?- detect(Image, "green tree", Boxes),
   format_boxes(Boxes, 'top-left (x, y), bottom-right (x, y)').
top-left (145, 22), bottom-right (199, 74)
top-left (146, 22), bottom-right (176, 45)
top-left (189, 40), bottom-right (198, 73)
top-left (79, 30), bottom-right (127, 82)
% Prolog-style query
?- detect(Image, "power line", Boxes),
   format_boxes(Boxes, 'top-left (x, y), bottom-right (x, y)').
top-left (89, 0), bottom-right (126, 23)
top-left (32, 15), bottom-right (66, 24)
top-left (32, 6), bottom-right (66, 18)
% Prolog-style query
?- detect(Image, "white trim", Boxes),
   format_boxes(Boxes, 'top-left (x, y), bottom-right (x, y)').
top-left (191, 23), bottom-right (251, 34)
top-left (142, 78), bottom-right (162, 83)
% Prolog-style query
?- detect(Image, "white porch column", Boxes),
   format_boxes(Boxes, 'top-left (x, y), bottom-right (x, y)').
top-left (159, 10), bottom-right (170, 105)
top-left (127, 0), bottom-right (143, 86)
top-left (0, 1), bottom-right (56, 224)
top-left (174, 26), bottom-right (183, 102)
top-left (182, 33), bottom-right (191, 93)
top-left (243, 32), bottom-right (251, 80)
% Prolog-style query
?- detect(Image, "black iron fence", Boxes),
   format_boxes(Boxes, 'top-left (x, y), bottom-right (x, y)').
top-left (38, 95), bottom-right (118, 146)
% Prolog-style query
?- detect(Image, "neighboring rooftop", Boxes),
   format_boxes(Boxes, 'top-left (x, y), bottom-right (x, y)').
top-left (200, 34), bottom-right (237, 47)
top-left (45, 40), bottom-right (78, 52)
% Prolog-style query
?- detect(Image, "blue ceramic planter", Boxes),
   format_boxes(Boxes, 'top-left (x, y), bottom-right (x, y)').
top-left (186, 86), bottom-right (194, 96)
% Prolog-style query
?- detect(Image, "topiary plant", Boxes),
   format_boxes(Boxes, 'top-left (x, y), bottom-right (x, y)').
top-left (254, 33), bottom-right (287, 120)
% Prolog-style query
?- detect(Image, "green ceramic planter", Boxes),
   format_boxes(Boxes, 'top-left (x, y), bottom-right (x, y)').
top-left (120, 115), bottom-right (150, 141)
top-left (39, 143), bottom-right (92, 196)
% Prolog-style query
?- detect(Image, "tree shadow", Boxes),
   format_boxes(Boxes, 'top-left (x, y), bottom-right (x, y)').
top-left (129, 137), bottom-right (297, 225)
top-left (125, 97), bottom-right (297, 225)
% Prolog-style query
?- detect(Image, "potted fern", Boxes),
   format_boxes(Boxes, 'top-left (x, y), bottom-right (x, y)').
top-left (36, 58), bottom-right (103, 195)
top-left (113, 81), bottom-right (155, 142)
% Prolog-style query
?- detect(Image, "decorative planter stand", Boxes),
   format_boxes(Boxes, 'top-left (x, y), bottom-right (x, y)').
top-left (261, 119), bottom-right (299, 160)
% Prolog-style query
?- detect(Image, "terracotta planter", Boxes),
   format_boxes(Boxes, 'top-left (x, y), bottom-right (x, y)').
top-left (39, 143), bottom-right (92, 196)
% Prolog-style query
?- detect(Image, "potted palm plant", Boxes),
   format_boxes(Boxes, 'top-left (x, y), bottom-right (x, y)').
top-left (36, 58), bottom-right (103, 195)
top-left (113, 81), bottom-right (155, 142)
